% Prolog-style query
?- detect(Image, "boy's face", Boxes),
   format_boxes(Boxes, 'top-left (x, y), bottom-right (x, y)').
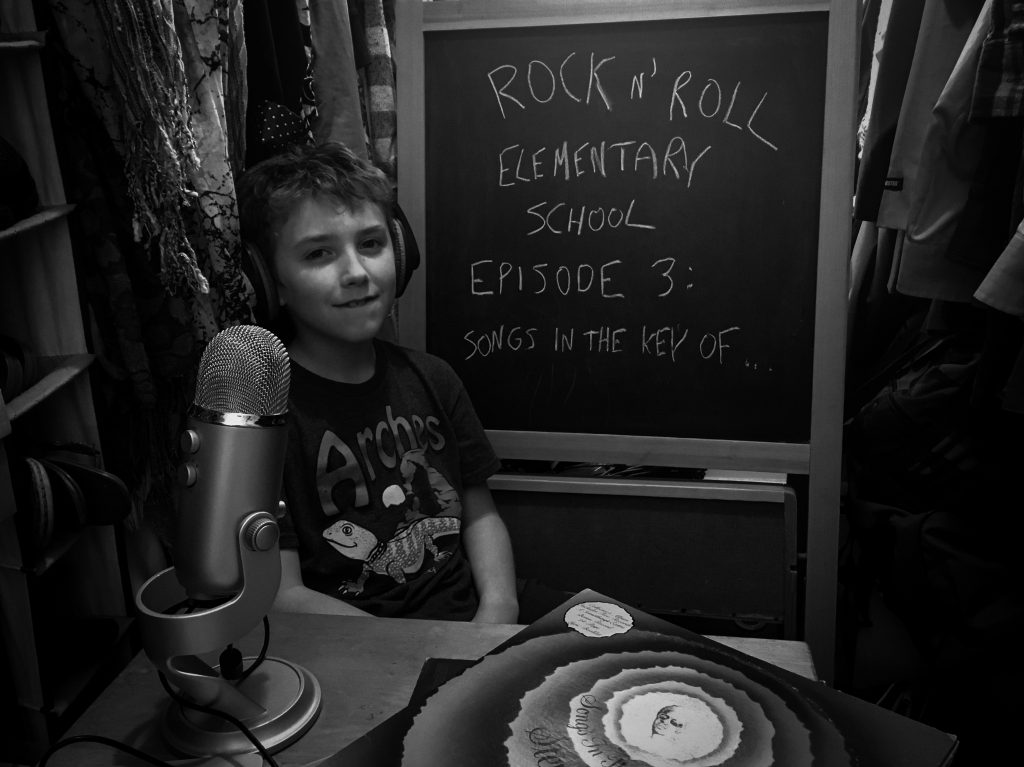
top-left (272, 194), bottom-right (397, 351)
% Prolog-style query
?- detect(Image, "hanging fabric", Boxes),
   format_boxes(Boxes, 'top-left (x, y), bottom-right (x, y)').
top-left (854, 0), bottom-right (927, 222)
top-left (46, 0), bottom-right (252, 338)
top-left (173, 0), bottom-right (252, 334)
top-left (242, 0), bottom-right (313, 167)
top-left (894, 1), bottom-right (998, 302)
top-left (857, 0), bottom-right (891, 157)
top-left (42, 0), bottom-right (251, 537)
top-left (362, 0), bottom-right (397, 178)
top-left (971, 0), bottom-right (1024, 322)
top-left (875, 0), bottom-right (988, 231)
top-left (307, 0), bottom-right (368, 156)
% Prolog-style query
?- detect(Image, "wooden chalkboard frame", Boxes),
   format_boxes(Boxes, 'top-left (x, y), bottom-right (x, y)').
top-left (396, 0), bottom-right (856, 679)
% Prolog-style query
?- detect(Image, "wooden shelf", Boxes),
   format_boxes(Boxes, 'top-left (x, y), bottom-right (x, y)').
top-left (0, 31), bottom-right (46, 52)
top-left (4, 354), bottom-right (95, 422)
top-left (0, 204), bottom-right (75, 244)
top-left (1, 4), bottom-right (135, 761)
top-left (0, 40), bottom-right (44, 53)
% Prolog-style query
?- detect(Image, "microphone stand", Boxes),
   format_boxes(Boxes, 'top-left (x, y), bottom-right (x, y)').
top-left (135, 511), bottom-right (321, 757)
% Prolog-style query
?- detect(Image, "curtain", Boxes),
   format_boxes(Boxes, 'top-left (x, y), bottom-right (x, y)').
top-left (40, 0), bottom-right (387, 545)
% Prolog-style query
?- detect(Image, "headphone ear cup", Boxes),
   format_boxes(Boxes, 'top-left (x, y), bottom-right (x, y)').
top-left (240, 241), bottom-right (279, 326)
top-left (390, 202), bottom-right (421, 298)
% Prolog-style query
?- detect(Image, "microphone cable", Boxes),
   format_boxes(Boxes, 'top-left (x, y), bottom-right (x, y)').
top-left (239, 623), bottom-right (269, 682)
top-left (156, 669), bottom-right (280, 767)
top-left (34, 615), bottom-right (279, 767)
top-left (36, 734), bottom-right (180, 767)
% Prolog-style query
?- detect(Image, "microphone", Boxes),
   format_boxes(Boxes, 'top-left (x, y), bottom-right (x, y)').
top-left (135, 325), bottom-right (321, 758)
top-left (174, 324), bottom-right (291, 599)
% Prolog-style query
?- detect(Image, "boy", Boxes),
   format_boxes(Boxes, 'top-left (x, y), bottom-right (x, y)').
top-left (236, 142), bottom-right (518, 623)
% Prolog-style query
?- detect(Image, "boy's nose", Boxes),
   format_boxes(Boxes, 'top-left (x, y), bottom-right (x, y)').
top-left (338, 252), bottom-right (370, 285)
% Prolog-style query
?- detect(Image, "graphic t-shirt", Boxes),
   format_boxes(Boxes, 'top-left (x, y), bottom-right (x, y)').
top-left (278, 341), bottom-right (501, 619)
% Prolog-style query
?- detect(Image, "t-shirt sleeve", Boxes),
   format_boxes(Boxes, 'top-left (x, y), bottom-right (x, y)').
top-left (421, 351), bottom-right (501, 486)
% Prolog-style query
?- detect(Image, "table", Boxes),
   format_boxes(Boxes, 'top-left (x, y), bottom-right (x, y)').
top-left (53, 612), bottom-right (816, 766)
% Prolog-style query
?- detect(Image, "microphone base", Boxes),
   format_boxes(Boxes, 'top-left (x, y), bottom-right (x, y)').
top-left (162, 656), bottom-right (322, 757)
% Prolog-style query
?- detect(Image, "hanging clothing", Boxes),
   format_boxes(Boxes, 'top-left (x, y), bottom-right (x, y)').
top-left (857, 0), bottom-right (891, 156)
top-left (893, 2), bottom-right (998, 301)
top-left (854, 0), bottom-right (927, 222)
top-left (242, 0), bottom-right (313, 166)
top-left (42, 0), bottom-right (252, 535)
top-left (47, 0), bottom-right (252, 338)
top-left (308, 0), bottom-right (367, 156)
top-left (174, 0), bottom-right (252, 333)
top-left (971, 0), bottom-right (1024, 117)
top-left (362, 0), bottom-right (397, 178)
top-left (875, 0), bottom-right (987, 231)
top-left (975, 234), bottom-right (1024, 318)
top-left (972, 0), bottom-right (1024, 322)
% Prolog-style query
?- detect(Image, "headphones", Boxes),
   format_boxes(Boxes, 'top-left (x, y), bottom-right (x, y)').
top-left (240, 201), bottom-right (421, 328)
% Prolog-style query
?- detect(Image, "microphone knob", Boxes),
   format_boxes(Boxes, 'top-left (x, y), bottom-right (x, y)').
top-left (178, 462), bottom-right (199, 487)
top-left (179, 429), bottom-right (202, 454)
top-left (244, 515), bottom-right (280, 552)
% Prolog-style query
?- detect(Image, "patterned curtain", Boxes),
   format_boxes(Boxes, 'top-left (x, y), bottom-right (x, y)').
top-left (40, 0), bottom-right (386, 546)
top-left (42, 0), bottom-right (252, 545)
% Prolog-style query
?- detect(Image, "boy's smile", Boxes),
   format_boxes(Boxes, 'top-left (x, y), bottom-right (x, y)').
top-left (272, 194), bottom-right (397, 366)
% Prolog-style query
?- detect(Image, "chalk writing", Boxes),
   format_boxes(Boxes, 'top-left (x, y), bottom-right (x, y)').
top-left (641, 325), bottom-right (688, 361)
top-left (487, 52), bottom-right (616, 118)
top-left (487, 52), bottom-right (779, 152)
top-left (469, 259), bottom-right (626, 297)
top-left (463, 325), bottom-right (539, 360)
top-left (582, 327), bottom-right (627, 353)
top-left (525, 199), bottom-right (655, 237)
top-left (498, 137), bottom-right (711, 187)
top-left (459, 322), bottom-right (751, 367)
top-left (422, 12), bottom-right (827, 441)
top-left (470, 256), bottom-right (695, 300)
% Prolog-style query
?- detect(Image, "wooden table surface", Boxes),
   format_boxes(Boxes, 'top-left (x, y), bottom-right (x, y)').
top-left (52, 612), bottom-right (816, 767)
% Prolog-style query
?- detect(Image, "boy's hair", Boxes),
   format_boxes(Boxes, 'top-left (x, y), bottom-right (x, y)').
top-left (236, 142), bottom-right (394, 265)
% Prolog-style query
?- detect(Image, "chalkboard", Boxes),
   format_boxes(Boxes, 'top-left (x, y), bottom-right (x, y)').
top-left (397, 0), bottom-right (852, 471)
top-left (419, 11), bottom-right (826, 445)
top-left (397, 0), bottom-right (857, 675)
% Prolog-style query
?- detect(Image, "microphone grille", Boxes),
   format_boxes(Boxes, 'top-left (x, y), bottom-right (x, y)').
top-left (193, 325), bottom-right (290, 416)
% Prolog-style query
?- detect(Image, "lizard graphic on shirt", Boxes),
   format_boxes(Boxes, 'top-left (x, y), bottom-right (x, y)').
top-left (322, 499), bottom-right (461, 595)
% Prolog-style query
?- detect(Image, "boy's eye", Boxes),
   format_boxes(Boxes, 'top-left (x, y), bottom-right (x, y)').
top-left (360, 236), bottom-right (386, 252)
top-left (304, 247), bottom-right (331, 262)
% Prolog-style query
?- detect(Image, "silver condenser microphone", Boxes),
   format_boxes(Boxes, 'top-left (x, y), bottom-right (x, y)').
top-left (135, 325), bottom-right (320, 758)
top-left (175, 324), bottom-right (291, 599)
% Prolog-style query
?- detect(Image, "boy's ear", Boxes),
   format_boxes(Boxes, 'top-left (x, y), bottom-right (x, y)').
top-left (241, 241), bottom-right (281, 325)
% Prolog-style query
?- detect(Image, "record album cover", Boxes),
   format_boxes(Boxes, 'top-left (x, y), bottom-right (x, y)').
top-left (318, 590), bottom-right (957, 767)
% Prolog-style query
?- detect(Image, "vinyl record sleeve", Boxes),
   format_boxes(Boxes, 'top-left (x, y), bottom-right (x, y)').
top-left (320, 590), bottom-right (958, 767)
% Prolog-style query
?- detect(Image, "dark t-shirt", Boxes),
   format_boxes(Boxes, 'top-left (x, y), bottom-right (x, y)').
top-left (278, 341), bottom-right (501, 619)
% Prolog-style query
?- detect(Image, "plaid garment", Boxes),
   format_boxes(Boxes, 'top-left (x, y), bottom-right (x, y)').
top-left (971, 0), bottom-right (1024, 118)
top-left (363, 0), bottom-right (397, 179)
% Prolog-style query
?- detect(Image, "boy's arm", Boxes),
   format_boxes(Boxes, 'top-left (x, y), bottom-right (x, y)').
top-left (272, 549), bottom-right (372, 616)
top-left (461, 483), bottom-right (519, 624)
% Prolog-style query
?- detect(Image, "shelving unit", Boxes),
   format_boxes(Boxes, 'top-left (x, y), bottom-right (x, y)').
top-left (1, 4), bottom-right (136, 763)
top-left (0, 203), bottom-right (74, 243)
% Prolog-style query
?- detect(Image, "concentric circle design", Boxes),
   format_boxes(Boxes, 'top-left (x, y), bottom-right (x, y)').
top-left (400, 629), bottom-right (850, 767)
top-left (597, 671), bottom-right (766, 766)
